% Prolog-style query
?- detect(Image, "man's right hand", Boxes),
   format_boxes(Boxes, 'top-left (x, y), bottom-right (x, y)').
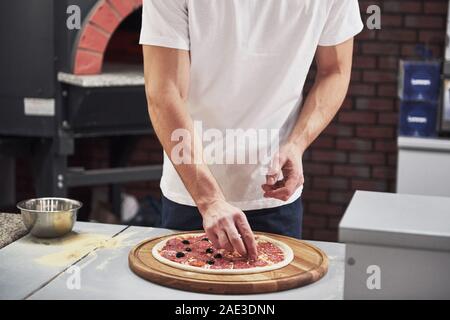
top-left (199, 199), bottom-right (258, 260)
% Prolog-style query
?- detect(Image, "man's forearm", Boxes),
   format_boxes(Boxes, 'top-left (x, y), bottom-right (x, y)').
top-left (288, 40), bottom-right (353, 154)
top-left (143, 46), bottom-right (224, 211)
top-left (148, 95), bottom-right (225, 210)
top-left (287, 71), bottom-right (351, 153)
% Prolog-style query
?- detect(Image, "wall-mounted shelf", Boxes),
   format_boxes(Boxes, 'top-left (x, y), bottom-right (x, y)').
top-left (58, 64), bottom-right (144, 88)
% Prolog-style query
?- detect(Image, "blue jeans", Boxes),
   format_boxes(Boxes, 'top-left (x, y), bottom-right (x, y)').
top-left (161, 196), bottom-right (303, 239)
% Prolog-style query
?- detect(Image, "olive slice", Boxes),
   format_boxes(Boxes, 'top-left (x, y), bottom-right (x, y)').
top-left (182, 240), bottom-right (190, 245)
top-left (207, 259), bottom-right (215, 265)
top-left (185, 247), bottom-right (192, 252)
top-left (213, 253), bottom-right (222, 259)
top-left (176, 252), bottom-right (185, 258)
top-left (205, 248), bottom-right (214, 254)
top-left (201, 237), bottom-right (209, 241)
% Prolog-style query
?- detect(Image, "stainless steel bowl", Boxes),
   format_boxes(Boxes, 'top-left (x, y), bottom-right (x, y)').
top-left (17, 198), bottom-right (82, 238)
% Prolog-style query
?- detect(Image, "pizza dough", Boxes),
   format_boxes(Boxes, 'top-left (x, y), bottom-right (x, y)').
top-left (151, 233), bottom-right (294, 274)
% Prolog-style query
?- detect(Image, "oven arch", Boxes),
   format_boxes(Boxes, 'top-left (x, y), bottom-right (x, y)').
top-left (73, 0), bottom-right (142, 74)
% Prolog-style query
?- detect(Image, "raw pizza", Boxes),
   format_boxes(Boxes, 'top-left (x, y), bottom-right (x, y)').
top-left (151, 233), bottom-right (294, 274)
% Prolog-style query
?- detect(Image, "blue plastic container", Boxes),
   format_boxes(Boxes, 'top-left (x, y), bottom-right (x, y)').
top-left (398, 60), bottom-right (441, 102)
top-left (399, 101), bottom-right (438, 137)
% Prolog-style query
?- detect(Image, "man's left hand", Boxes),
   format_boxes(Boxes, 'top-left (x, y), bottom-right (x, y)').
top-left (261, 142), bottom-right (305, 201)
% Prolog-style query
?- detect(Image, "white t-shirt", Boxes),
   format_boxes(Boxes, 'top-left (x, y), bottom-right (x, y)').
top-left (140, 0), bottom-right (363, 210)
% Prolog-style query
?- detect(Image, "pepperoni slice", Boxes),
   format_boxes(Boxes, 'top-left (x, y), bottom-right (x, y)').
top-left (191, 240), bottom-right (211, 251)
top-left (160, 250), bottom-right (189, 263)
top-left (163, 239), bottom-right (185, 251)
top-left (252, 259), bottom-right (269, 267)
top-left (233, 260), bottom-right (252, 269)
top-left (210, 260), bottom-right (233, 269)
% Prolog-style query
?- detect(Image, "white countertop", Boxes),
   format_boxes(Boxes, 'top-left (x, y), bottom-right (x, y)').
top-left (398, 136), bottom-right (450, 152)
top-left (0, 222), bottom-right (345, 300)
top-left (339, 191), bottom-right (450, 251)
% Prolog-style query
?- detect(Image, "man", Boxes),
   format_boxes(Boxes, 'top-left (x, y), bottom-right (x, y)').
top-left (140, 0), bottom-right (363, 260)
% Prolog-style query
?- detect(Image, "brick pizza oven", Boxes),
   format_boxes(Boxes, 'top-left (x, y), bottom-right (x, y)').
top-left (0, 0), bottom-right (161, 214)
top-left (72, 0), bottom-right (142, 75)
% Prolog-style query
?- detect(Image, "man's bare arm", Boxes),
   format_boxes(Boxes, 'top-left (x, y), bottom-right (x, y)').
top-left (263, 39), bottom-right (354, 199)
top-left (143, 46), bottom-right (219, 209)
top-left (288, 39), bottom-right (354, 152)
top-left (143, 45), bottom-right (257, 259)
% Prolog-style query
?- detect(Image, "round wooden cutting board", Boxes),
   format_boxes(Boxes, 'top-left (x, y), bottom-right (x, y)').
top-left (128, 231), bottom-right (328, 294)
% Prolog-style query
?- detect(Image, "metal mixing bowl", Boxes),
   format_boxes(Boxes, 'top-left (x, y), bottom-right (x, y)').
top-left (17, 198), bottom-right (82, 238)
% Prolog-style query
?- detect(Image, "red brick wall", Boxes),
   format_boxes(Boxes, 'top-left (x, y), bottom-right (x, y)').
top-left (301, 0), bottom-right (448, 241)
top-left (15, 0), bottom-right (449, 241)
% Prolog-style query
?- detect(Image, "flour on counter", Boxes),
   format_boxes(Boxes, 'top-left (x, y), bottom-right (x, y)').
top-left (35, 231), bottom-right (136, 267)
